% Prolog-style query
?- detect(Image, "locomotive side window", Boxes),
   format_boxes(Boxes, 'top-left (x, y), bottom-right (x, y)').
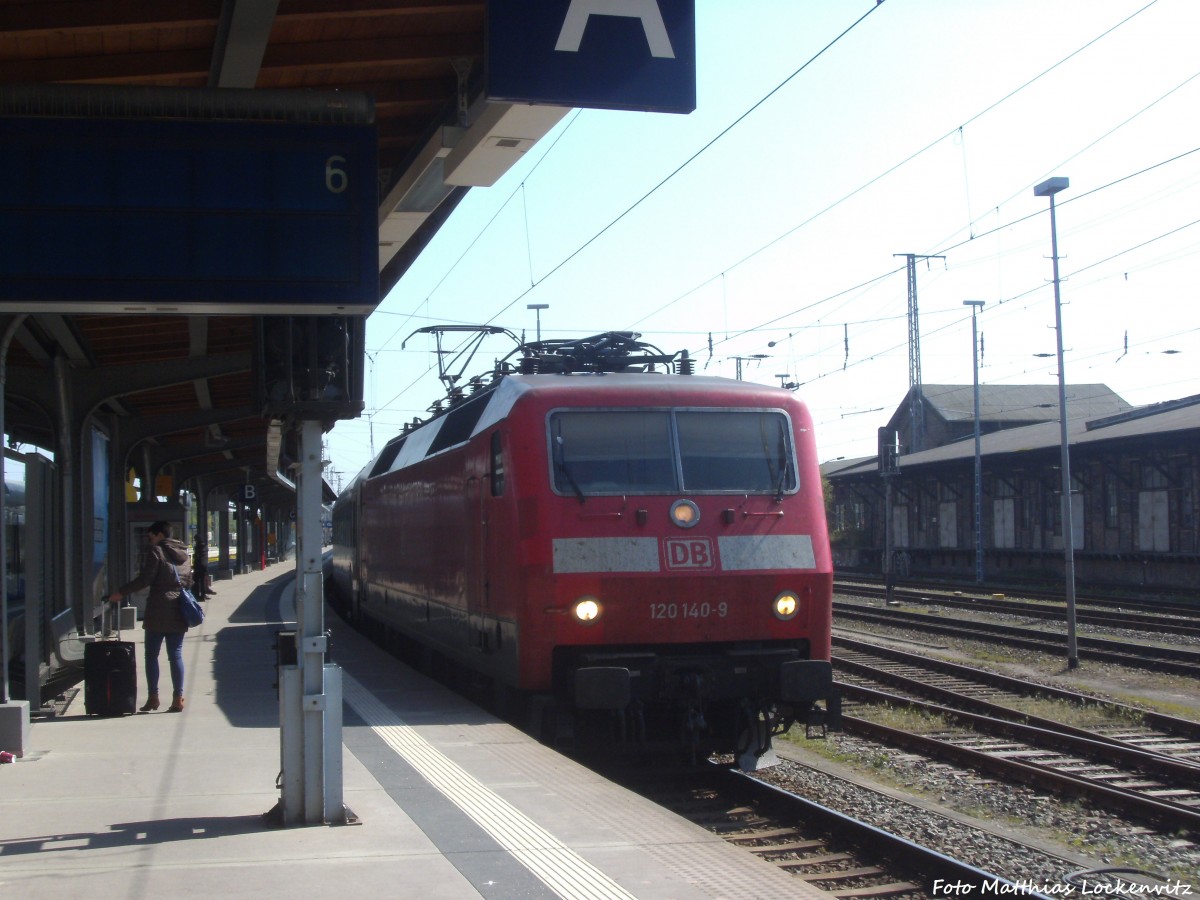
top-left (548, 409), bottom-right (797, 496)
top-left (677, 411), bottom-right (795, 494)
top-left (551, 412), bottom-right (675, 495)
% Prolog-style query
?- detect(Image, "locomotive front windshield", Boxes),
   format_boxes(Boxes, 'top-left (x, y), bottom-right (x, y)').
top-left (550, 409), bottom-right (797, 496)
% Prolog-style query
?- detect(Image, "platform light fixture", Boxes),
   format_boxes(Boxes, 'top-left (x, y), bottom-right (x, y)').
top-left (527, 303), bottom-right (549, 344)
top-left (1033, 175), bottom-right (1078, 670)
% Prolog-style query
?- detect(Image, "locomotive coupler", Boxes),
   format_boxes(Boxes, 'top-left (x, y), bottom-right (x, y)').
top-left (734, 701), bottom-right (779, 772)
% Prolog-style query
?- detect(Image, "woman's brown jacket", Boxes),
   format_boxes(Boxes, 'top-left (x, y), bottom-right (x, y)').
top-left (119, 538), bottom-right (191, 633)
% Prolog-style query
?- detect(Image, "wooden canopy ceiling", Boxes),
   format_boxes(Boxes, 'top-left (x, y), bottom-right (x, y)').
top-left (0, 1), bottom-right (487, 500)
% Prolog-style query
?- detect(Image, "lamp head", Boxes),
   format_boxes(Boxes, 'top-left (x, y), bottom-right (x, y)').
top-left (1034, 176), bottom-right (1069, 197)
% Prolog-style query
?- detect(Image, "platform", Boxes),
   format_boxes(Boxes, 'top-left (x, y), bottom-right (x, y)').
top-left (1, 564), bottom-right (818, 899)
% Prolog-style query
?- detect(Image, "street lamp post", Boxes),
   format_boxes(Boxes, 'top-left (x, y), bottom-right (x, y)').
top-left (1033, 176), bottom-right (1078, 670)
top-left (527, 303), bottom-right (549, 344)
top-left (878, 427), bottom-right (899, 605)
top-left (963, 300), bottom-right (985, 584)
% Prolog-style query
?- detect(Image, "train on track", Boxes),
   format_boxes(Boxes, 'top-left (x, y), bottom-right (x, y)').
top-left (329, 328), bottom-right (840, 768)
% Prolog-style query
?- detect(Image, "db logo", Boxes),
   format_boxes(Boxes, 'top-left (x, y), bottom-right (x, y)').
top-left (664, 538), bottom-right (716, 571)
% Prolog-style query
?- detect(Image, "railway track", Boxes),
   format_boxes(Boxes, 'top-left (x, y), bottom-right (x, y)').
top-left (828, 639), bottom-right (1200, 835)
top-left (836, 581), bottom-right (1200, 637)
top-left (833, 636), bottom-right (1200, 762)
top-left (839, 695), bottom-right (1200, 834)
top-left (621, 762), bottom-right (1056, 898)
top-left (831, 600), bottom-right (1200, 676)
top-left (835, 578), bottom-right (1199, 617)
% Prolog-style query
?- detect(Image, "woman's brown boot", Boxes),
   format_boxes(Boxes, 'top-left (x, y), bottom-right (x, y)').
top-left (139, 694), bottom-right (160, 712)
top-left (167, 694), bottom-right (185, 713)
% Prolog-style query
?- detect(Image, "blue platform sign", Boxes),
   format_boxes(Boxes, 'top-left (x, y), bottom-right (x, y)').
top-left (0, 116), bottom-right (378, 314)
top-left (487, 0), bottom-right (696, 113)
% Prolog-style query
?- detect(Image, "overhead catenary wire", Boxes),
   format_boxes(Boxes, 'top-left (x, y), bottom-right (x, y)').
top-left (369, 5), bottom-right (888, 415)
top-left (374, 109), bottom-right (584, 359)
top-left (477, 1), bottom-right (889, 327)
top-left (367, 1), bottom-right (1196, 432)
top-left (631, 1), bottom-right (1164, 334)
top-left (710, 58), bottom-right (1200, 355)
top-left (375, 154), bottom-right (1200, 422)
top-left (718, 146), bottom-right (1200, 362)
top-left (734, 203), bottom-right (1200, 422)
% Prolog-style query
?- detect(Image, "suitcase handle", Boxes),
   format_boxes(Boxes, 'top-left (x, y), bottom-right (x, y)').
top-left (104, 597), bottom-right (127, 640)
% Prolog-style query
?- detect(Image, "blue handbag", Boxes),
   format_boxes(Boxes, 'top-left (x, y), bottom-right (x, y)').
top-left (172, 565), bottom-right (205, 628)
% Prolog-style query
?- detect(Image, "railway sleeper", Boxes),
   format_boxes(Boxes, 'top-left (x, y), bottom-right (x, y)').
top-left (827, 881), bottom-right (926, 898)
top-left (784, 851), bottom-right (858, 868)
top-left (748, 838), bottom-right (827, 854)
top-left (802, 865), bottom-right (889, 880)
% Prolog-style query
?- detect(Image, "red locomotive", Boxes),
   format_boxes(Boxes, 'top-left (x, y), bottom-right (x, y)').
top-left (330, 329), bottom-right (839, 767)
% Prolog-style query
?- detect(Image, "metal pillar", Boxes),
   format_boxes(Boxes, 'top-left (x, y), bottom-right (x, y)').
top-left (883, 478), bottom-right (894, 603)
top-left (964, 300), bottom-right (985, 584)
top-left (53, 355), bottom-right (77, 632)
top-left (0, 316), bottom-right (24, 705)
top-left (878, 427), bottom-right (899, 604)
top-left (895, 254), bottom-right (944, 453)
top-left (1049, 196), bottom-right (1079, 668)
top-left (237, 493), bottom-right (248, 573)
top-left (217, 501), bottom-right (231, 574)
top-left (276, 418), bottom-right (349, 825)
top-left (1034, 177), bottom-right (1078, 670)
top-left (903, 256), bottom-right (921, 394)
top-left (0, 316), bottom-right (32, 755)
top-left (903, 254), bottom-right (923, 453)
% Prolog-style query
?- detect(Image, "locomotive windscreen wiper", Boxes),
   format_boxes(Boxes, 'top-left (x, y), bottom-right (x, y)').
top-left (554, 434), bottom-right (586, 504)
top-left (773, 456), bottom-right (792, 503)
top-left (773, 420), bottom-right (791, 502)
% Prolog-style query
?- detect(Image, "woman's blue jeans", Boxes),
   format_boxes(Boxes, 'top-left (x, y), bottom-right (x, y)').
top-left (144, 631), bottom-right (185, 697)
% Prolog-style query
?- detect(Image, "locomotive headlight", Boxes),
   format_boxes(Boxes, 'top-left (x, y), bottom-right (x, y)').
top-left (574, 597), bottom-right (602, 623)
top-left (670, 499), bottom-right (701, 528)
top-left (773, 590), bottom-right (800, 621)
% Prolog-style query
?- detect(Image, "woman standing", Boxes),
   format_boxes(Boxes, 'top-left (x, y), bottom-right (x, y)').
top-left (107, 520), bottom-right (192, 712)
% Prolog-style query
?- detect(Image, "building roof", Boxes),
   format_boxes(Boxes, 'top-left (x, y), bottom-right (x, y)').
top-left (893, 383), bottom-right (1131, 427)
top-left (819, 456), bottom-right (875, 478)
top-left (830, 393), bottom-right (1200, 478)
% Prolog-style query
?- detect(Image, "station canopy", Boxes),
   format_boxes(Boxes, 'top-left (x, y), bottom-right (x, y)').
top-left (0, 3), bottom-right (697, 501)
top-left (0, 2), bottom-right (500, 502)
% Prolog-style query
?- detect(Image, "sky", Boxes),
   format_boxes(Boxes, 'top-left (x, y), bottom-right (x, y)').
top-left (324, 0), bottom-right (1200, 491)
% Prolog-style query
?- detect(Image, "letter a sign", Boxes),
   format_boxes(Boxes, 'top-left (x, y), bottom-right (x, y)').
top-left (487, 0), bottom-right (696, 113)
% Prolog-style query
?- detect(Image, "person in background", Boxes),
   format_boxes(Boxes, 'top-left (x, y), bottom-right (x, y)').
top-left (106, 520), bottom-right (191, 712)
top-left (193, 536), bottom-right (214, 597)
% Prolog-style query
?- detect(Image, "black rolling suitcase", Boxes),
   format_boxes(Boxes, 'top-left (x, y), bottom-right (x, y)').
top-left (85, 605), bottom-right (137, 717)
